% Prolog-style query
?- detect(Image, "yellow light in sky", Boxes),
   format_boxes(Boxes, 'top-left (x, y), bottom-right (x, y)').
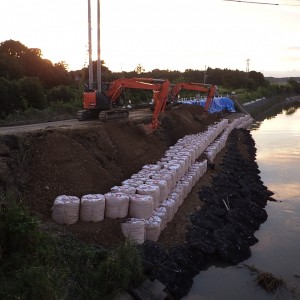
top-left (0, 0), bottom-right (299, 75)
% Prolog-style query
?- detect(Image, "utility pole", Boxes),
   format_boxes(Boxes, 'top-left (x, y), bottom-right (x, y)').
top-left (97, 0), bottom-right (101, 92)
top-left (246, 58), bottom-right (250, 89)
top-left (88, 0), bottom-right (93, 90)
top-left (246, 58), bottom-right (250, 73)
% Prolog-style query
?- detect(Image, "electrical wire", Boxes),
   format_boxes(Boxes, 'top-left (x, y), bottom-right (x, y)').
top-left (224, 0), bottom-right (300, 6)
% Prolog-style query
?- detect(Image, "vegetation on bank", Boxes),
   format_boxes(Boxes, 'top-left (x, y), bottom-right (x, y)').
top-left (0, 199), bottom-right (144, 299)
top-left (1, 39), bottom-right (300, 125)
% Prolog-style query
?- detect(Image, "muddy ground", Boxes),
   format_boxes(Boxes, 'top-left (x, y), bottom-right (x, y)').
top-left (0, 105), bottom-right (224, 248)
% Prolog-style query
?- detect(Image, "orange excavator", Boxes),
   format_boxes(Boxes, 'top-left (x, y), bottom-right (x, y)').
top-left (170, 82), bottom-right (216, 112)
top-left (77, 78), bottom-right (170, 129)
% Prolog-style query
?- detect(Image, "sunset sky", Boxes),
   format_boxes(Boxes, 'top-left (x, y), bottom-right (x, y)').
top-left (1, 0), bottom-right (300, 77)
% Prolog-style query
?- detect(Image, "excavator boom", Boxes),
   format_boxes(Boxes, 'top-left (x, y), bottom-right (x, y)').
top-left (170, 82), bottom-right (216, 112)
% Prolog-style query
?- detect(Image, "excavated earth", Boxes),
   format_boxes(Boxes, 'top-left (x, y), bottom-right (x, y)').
top-left (0, 105), bottom-right (273, 299)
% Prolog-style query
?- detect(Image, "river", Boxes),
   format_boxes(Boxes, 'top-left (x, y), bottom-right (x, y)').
top-left (184, 102), bottom-right (300, 300)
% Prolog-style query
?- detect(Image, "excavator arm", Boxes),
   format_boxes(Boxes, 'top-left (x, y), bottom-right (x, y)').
top-left (151, 80), bottom-right (170, 129)
top-left (170, 82), bottom-right (216, 112)
top-left (105, 78), bottom-right (162, 103)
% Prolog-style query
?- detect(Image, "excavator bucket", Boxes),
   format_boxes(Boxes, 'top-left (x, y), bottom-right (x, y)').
top-left (137, 123), bottom-right (155, 135)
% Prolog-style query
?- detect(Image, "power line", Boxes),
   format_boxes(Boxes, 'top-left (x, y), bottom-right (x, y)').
top-left (224, 0), bottom-right (300, 6)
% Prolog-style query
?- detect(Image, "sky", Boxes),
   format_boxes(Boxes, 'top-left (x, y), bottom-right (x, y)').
top-left (1, 0), bottom-right (300, 77)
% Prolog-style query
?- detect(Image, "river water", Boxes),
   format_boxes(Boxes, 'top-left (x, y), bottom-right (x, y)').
top-left (184, 103), bottom-right (300, 300)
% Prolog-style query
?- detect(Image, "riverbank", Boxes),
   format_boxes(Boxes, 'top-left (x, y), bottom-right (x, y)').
top-left (0, 105), bottom-right (273, 299)
top-left (137, 128), bottom-right (273, 299)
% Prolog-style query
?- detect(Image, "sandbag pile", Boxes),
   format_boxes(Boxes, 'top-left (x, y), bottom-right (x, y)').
top-left (235, 114), bottom-right (254, 129)
top-left (80, 194), bottom-right (105, 222)
top-left (52, 195), bottom-right (80, 225)
top-left (52, 115), bottom-right (254, 245)
top-left (104, 192), bottom-right (129, 219)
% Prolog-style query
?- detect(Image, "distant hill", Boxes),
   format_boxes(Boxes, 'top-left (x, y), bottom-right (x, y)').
top-left (265, 77), bottom-right (300, 84)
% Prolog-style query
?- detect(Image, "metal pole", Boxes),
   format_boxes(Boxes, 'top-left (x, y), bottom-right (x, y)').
top-left (88, 0), bottom-right (93, 90)
top-left (97, 0), bottom-right (101, 91)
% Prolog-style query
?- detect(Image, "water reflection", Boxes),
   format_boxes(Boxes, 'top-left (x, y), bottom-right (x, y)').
top-left (185, 103), bottom-right (300, 300)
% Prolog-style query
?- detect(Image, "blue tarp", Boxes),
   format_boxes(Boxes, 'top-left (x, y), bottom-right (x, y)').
top-left (179, 97), bottom-right (236, 113)
top-left (204, 97), bottom-right (236, 113)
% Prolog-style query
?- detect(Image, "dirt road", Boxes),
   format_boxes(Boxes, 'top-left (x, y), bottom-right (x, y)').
top-left (0, 109), bottom-right (153, 135)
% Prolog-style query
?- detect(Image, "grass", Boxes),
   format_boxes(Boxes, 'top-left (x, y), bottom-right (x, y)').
top-left (244, 264), bottom-right (284, 294)
top-left (0, 100), bottom-right (82, 127)
top-left (0, 199), bottom-right (145, 300)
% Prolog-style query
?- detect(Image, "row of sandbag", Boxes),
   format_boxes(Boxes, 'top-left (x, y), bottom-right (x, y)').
top-left (51, 119), bottom-right (228, 225)
top-left (51, 116), bottom-right (252, 236)
top-left (119, 120), bottom-right (232, 243)
top-left (121, 160), bottom-right (207, 244)
top-left (204, 114), bottom-right (254, 162)
top-left (51, 159), bottom-right (207, 226)
top-left (119, 115), bottom-right (254, 244)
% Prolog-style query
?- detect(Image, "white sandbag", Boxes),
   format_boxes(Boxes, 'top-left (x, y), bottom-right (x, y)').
top-left (169, 192), bottom-right (180, 212)
top-left (160, 199), bottom-right (175, 223)
top-left (137, 169), bottom-right (158, 178)
top-left (181, 175), bottom-right (193, 193)
top-left (151, 172), bottom-right (172, 194)
top-left (145, 179), bottom-right (168, 203)
top-left (145, 216), bottom-right (162, 241)
top-left (129, 194), bottom-right (154, 219)
top-left (159, 169), bottom-right (177, 190)
top-left (186, 171), bottom-right (197, 187)
top-left (52, 195), bottom-right (80, 225)
top-left (111, 185), bottom-right (136, 195)
top-left (80, 194), bottom-right (105, 222)
top-left (173, 186), bottom-right (185, 206)
top-left (130, 174), bottom-right (150, 182)
top-left (189, 166), bottom-right (201, 182)
top-left (122, 178), bottom-right (144, 188)
top-left (172, 156), bottom-right (189, 174)
top-left (121, 218), bottom-right (145, 245)
top-left (167, 163), bottom-right (182, 183)
top-left (136, 184), bottom-right (160, 209)
top-left (142, 164), bottom-right (161, 172)
top-left (104, 192), bottom-right (129, 219)
top-left (176, 180), bottom-right (190, 199)
top-left (153, 207), bottom-right (167, 230)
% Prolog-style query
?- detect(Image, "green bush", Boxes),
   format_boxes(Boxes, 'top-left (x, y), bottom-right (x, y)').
top-left (19, 77), bottom-right (46, 110)
top-left (0, 201), bottom-right (144, 300)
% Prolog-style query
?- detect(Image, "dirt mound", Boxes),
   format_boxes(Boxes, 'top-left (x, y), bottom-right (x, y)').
top-left (1, 105), bottom-right (220, 246)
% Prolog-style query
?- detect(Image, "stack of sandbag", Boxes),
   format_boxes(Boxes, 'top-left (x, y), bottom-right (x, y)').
top-left (122, 178), bottom-right (144, 187)
top-left (160, 198), bottom-right (176, 223)
top-left (145, 216), bottom-right (162, 241)
top-left (136, 184), bottom-right (160, 208)
top-left (145, 179), bottom-right (169, 203)
top-left (121, 218), bottom-right (145, 245)
top-left (153, 206), bottom-right (167, 230)
top-left (111, 185), bottom-right (136, 195)
top-left (52, 195), bottom-right (80, 225)
top-left (128, 194), bottom-right (154, 219)
top-left (104, 192), bottom-right (130, 219)
top-left (80, 194), bottom-right (105, 222)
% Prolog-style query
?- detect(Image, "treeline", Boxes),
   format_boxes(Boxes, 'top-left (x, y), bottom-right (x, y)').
top-left (0, 40), bottom-right (81, 117)
top-left (1, 39), bottom-right (298, 118)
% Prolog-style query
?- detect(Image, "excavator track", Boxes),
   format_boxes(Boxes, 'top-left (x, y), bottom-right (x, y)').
top-left (77, 110), bottom-right (91, 121)
top-left (98, 109), bottom-right (129, 121)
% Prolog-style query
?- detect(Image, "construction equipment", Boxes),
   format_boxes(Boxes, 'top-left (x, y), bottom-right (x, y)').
top-left (170, 82), bottom-right (216, 112)
top-left (77, 77), bottom-right (170, 129)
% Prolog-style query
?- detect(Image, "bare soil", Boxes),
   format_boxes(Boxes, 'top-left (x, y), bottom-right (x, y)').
top-left (1, 105), bottom-right (234, 248)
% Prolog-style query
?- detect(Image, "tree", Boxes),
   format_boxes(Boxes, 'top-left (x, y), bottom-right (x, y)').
top-left (0, 40), bottom-right (28, 59)
top-left (19, 77), bottom-right (45, 109)
top-left (0, 77), bottom-right (24, 115)
top-left (135, 64), bottom-right (145, 74)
